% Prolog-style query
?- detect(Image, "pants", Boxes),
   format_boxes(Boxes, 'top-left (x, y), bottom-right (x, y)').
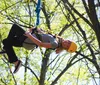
top-left (3, 24), bottom-right (27, 63)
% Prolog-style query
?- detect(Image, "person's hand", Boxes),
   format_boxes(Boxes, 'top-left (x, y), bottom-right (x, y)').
top-left (56, 48), bottom-right (63, 54)
top-left (24, 31), bottom-right (31, 37)
top-left (28, 28), bottom-right (33, 33)
top-left (37, 28), bottom-right (41, 32)
top-left (29, 27), bottom-right (36, 33)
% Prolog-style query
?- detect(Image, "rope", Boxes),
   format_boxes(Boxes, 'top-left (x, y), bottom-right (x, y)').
top-left (35, 0), bottom-right (41, 26)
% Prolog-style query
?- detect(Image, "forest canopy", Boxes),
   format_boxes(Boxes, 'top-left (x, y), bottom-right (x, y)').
top-left (0, 0), bottom-right (100, 85)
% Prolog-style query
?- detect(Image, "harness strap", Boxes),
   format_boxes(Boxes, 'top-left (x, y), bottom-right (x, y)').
top-left (57, 38), bottom-right (62, 48)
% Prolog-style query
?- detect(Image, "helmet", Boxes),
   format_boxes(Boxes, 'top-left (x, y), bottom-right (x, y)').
top-left (67, 41), bottom-right (77, 53)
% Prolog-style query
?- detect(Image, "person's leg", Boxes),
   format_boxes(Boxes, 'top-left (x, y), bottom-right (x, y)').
top-left (2, 24), bottom-right (26, 73)
top-left (3, 39), bottom-right (18, 63)
top-left (7, 24), bottom-right (25, 40)
top-left (3, 24), bottom-right (26, 62)
top-left (3, 38), bottom-right (22, 73)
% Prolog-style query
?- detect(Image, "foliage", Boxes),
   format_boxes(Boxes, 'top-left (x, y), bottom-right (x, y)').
top-left (0, 0), bottom-right (100, 85)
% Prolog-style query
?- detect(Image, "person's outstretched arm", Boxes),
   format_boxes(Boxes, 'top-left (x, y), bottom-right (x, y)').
top-left (24, 32), bottom-right (52, 48)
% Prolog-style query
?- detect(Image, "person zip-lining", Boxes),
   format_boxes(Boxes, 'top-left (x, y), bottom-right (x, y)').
top-left (0, 24), bottom-right (77, 73)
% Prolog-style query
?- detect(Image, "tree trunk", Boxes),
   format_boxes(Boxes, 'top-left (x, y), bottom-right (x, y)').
top-left (39, 49), bottom-right (51, 85)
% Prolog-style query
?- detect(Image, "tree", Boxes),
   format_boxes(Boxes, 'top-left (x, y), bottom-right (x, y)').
top-left (0, 0), bottom-right (100, 85)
